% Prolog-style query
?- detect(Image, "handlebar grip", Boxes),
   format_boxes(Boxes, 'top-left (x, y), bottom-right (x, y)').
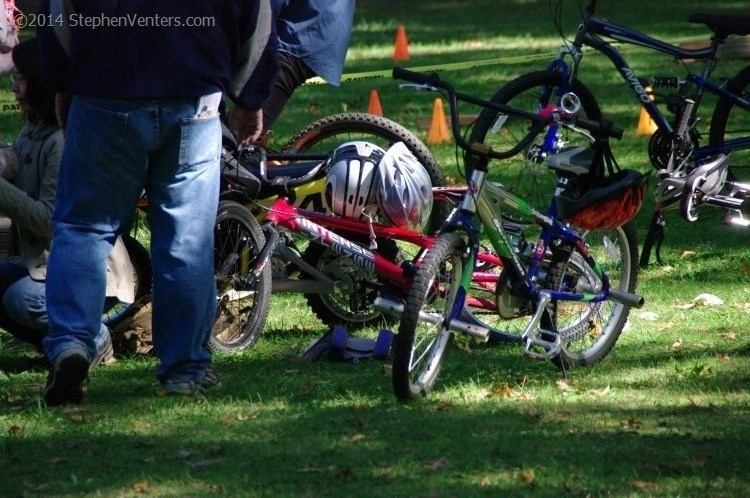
top-left (392, 67), bottom-right (439, 85)
top-left (576, 117), bottom-right (624, 140)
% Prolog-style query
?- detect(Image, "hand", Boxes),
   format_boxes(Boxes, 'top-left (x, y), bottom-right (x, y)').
top-left (55, 93), bottom-right (72, 137)
top-left (227, 105), bottom-right (263, 148)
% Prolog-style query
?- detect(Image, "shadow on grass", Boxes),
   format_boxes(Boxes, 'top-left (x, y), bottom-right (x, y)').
top-left (2, 351), bottom-right (749, 497)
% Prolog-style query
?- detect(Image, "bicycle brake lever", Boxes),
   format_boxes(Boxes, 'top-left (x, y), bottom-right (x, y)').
top-left (561, 123), bottom-right (596, 144)
top-left (398, 83), bottom-right (438, 92)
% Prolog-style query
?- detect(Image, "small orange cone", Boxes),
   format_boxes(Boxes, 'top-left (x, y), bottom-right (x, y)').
top-left (392, 25), bottom-right (410, 62)
top-left (427, 98), bottom-right (451, 145)
top-left (636, 86), bottom-right (658, 136)
top-left (368, 89), bottom-right (383, 116)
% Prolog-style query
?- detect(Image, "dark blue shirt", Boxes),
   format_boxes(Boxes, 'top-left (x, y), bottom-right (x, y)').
top-left (37, 0), bottom-right (278, 110)
top-left (272, 0), bottom-right (354, 86)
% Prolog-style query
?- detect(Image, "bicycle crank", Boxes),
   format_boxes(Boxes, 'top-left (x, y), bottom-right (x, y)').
top-left (374, 297), bottom-right (490, 342)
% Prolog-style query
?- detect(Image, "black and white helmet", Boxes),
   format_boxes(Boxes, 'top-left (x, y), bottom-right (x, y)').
top-left (376, 142), bottom-right (433, 231)
top-left (324, 141), bottom-right (385, 219)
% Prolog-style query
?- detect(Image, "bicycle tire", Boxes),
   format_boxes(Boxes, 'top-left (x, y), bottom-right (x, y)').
top-left (469, 70), bottom-right (602, 216)
top-left (102, 234), bottom-right (153, 328)
top-left (300, 236), bottom-right (400, 329)
top-left (281, 112), bottom-right (449, 234)
top-left (546, 222), bottom-right (638, 368)
top-left (212, 200), bottom-right (272, 353)
top-left (709, 64), bottom-right (750, 182)
top-left (392, 232), bottom-right (465, 401)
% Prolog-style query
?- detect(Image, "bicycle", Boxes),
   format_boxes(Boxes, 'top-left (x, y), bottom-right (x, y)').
top-left (221, 145), bottom-right (510, 340)
top-left (470, 0), bottom-right (750, 266)
top-left (386, 68), bottom-right (644, 401)
top-left (124, 113), bottom-right (450, 353)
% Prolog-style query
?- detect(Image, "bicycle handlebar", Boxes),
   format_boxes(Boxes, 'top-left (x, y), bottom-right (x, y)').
top-left (392, 67), bottom-right (623, 159)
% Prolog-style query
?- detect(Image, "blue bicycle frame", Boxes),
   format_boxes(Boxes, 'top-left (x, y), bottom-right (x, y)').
top-left (551, 12), bottom-right (750, 158)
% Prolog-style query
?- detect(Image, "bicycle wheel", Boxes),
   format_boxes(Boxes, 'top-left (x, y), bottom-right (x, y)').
top-left (545, 222), bottom-right (638, 368)
top-left (212, 200), bottom-right (272, 353)
top-left (281, 112), bottom-right (449, 234)
top-left (392, 232), bottom-right (465, 401)
top-left (469, 71), bottom-right (602, 215)
top-left (102, 234), bottom-right (153, 328)
top-left (709, 64), bottom-right (750, 182)
top-left (300, 236), bottom-right (400, 329)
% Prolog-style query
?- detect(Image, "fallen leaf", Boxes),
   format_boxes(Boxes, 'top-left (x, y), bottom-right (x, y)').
top-left (423, 458), bottom-right (447, 471)
top-left (622, 417), bottom-right (642, 433)
top-left (8, 425), bottom-right (23, 437)
top-left (556, 379), bottom-right (570, 392)
top-left (382, 364), bottom-right (393, 376)
top-left (716, 354), bottom-right (730, 361)
top-left (680, 250), bottom-right (697, 258)
top-left (692, 293), bottom-right (724, 306)
top-left (672, 338), bottom-right (683, 350)
top-left (346, 434), bottom-right (366, 443)
top-left (591, 385), bottom-right (612, 396)
top-left (490, 383), bottom-right (516, 398)
top-left (633, 480), bottom-right (659, 492)
top-left (742, 262), bottom-right (750, 274)
top-left (436, 399), bottom-right (454, 411)
top-left (656, 321), bottom-right (676, 332)
top-left (67, 414), bottom-right (87, 425)
top-left (131, 419), bottom-right (151, 430)
top-left (722, 332), bottom-right (736, 340)
top-left (518, 469), bottom-right (536, 484)
top-left (455, 340), bottom-right (473, 353)
top-left (132, 481), bottom-right (150, 494)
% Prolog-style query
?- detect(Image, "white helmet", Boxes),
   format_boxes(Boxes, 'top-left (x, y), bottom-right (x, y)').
top-left (324, 141), bottom-right (385, 219)
top-left (376, 142), bottom-right (433, 231)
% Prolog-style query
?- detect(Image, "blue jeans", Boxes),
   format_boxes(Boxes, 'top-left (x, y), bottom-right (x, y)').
top-left (0, 262), bottom-right (109, 352)
top-left (44, 96), bottom-right (220, 383)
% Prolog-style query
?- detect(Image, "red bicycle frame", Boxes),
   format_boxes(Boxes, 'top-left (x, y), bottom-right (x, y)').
top-left (261, 188), bottom-right (503, 307)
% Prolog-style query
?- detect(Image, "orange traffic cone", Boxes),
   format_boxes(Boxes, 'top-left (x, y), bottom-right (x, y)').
top-left (427, 98), bottom-right (451, 145)
top-left (392, 25), bottom-right (410, 62)
top-left (636, 86), bottom-right (658, 136)
top-left (368, 89), bottom-right (383, 116)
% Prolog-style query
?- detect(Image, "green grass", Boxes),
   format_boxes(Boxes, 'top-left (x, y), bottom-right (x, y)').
top-left (3, 1), bottom-right (750, 496)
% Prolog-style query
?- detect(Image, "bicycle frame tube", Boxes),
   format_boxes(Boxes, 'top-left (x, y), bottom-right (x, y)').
top-left (581, 33), bottom-right (674, 131)
top-left (472, 181), bottom-right (613, 305)
top-left (571, 16), bottom-right (720, 135)
top-left (264, 197), bottom-right (414, 291)
top-left (586, 16), bottom-right (714, 61)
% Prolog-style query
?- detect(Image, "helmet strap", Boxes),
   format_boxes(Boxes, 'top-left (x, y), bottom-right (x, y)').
top-left (363, 207), bottom-right (378, 250)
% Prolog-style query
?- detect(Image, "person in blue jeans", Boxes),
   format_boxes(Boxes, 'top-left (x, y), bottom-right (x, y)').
top-left (0, 37), bottom-right (122, 367)
top-left (37, 0), bottom-right (278, 405)
top-left (262, 0), bottom-right (355, 133)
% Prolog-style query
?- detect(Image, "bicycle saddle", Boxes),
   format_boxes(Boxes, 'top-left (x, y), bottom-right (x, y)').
top-left (222, 148), bottom-right (325, 200)
top-left (688, 13), bottom-right (750, 37)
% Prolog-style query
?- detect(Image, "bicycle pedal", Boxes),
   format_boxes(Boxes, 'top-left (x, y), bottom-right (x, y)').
top-left (522, 330), bottom-right (562, 360)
